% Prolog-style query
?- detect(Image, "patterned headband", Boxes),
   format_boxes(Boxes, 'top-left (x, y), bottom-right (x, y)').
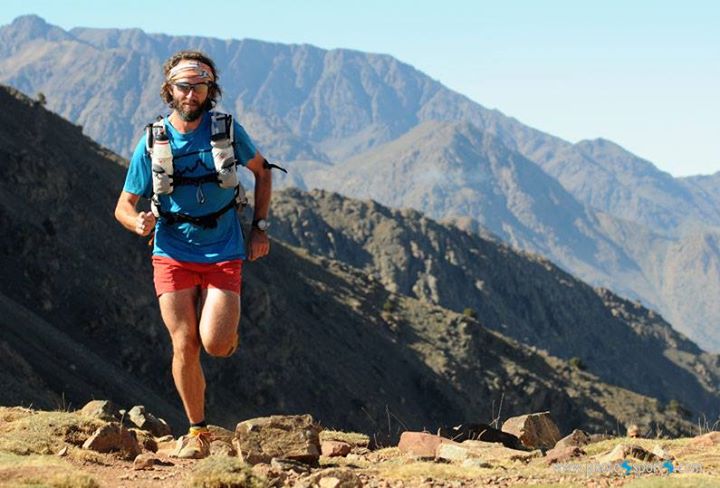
top-left (168, 60), bottom-right (215, 82)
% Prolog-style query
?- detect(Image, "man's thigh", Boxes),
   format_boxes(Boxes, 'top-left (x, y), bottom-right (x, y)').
top-left (158, 287), bottom-right (201, 345)
top-left (199, 288), bottom-right (241, 345)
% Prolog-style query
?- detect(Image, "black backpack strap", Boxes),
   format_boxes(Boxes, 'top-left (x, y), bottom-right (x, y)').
top-left (156, 198), bottom-right (238, 229)
top-left (146, 116), bottom-right (166, 154)
top-left (263, 158), bottom-right (288, 173)
top-left (210, 112), bottom-right (233, 142)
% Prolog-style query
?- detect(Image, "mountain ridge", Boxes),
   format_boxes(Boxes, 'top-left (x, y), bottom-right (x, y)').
top-left (2, 15), bottom-right (720, 352)
top-left (0, 83), bottom-right (714, 438)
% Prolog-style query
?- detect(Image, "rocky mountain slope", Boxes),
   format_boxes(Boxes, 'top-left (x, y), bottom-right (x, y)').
top-left (269, 188), bottom-right (720, 415)
top-left (293, 121), bottom-right (720, 352)
top-left (1, 84), bottom-right (714, 439)
top-left (535, 138), bottom-right (720, 232)
top-left (2, 15), bottom-right (719, 353)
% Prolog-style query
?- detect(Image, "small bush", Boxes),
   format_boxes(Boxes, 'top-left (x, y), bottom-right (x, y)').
top-left (462, 308), bottom-right (477, 319)
top-left (569, 357), bottom-right (586, 370)
top-left (666, 399), bottom-right (691, 417)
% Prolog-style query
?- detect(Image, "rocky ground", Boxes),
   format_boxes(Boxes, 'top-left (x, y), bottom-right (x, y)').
top-left (1, 404), bottom-right (718, 488)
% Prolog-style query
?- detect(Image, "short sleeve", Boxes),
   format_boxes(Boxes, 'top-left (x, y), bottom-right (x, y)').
top-left (233, 122), bottom-right (258, 166)
top-left (123, 136), bottom-right (153, 198)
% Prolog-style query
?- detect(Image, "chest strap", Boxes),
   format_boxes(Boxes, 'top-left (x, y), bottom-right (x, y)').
top-left (155, 198), bottom-right (237, 229)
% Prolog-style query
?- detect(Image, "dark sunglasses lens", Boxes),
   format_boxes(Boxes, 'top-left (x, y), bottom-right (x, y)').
top-left (194, 83), bottom-right (209, 94)
top-left (174, 82), bottom-right (209, 94)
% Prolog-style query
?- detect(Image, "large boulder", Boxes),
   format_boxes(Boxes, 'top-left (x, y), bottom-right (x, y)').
top-left (233, 414), bottom-right (321, 465)
top-left (501, 412), bottom-right (561, 450)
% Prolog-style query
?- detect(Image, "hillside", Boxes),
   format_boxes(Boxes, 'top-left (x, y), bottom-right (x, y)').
top-left (269, 188), bottom-right (720, 417)
top-left (2, 15), bottom-right (720, 353)
top-left (2, 405), bottom-right (720, 487)
top-left (1, 83), bottom-right (714, 440)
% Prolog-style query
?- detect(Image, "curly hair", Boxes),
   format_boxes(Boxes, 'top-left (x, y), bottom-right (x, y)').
top-left (160, 50), bottom-right (222, 111)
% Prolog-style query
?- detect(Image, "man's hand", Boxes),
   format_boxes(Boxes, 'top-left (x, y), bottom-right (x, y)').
top-left (247, 228), bottom-right (270, 261)
top-left (135, 211), bottom-right (156, 236)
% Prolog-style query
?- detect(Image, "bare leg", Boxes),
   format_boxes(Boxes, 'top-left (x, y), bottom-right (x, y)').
top-left (199, 288), bottom-right (241, 357)
top-left (159, 287), bottom-right (205, 424)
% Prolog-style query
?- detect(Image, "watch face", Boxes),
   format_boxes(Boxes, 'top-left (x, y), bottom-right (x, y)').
top-left (255, 219), bottom-right (269, 231)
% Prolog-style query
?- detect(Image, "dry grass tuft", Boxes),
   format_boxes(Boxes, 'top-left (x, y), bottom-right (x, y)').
top-left (0, 407), bottom-right (36, 424)
top-left (0, 410), bottom-right (104, 456)
top-left (371, 459), bottom-right (490, 482)
top-left (188, 457), bottom-right (267, 488)
top-left (0, 452), bottom-right (99, 487)
top-left (319, 429), bottom-right (370, 447)
top-left (625, 475), bottom-right (720, 487)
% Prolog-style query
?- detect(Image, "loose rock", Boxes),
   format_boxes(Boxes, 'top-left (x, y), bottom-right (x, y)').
top-left (82, 422), bottom-right (141, 460)
top-left (689, 431), bottom-right (720, 447)
top-left (651, 444), bottom-right (674, 461)
top-left (501, 412), bottom-right (561, 450)
top-left (436, 423), bottom-right (523, 449)
top-left (554, 429), bottom-right (591, 449)
top-left (306, 468), bottom-right (362, 488)
top-left (79, 400), bottom-right (121, 422)
top-left (322, 440), bottom-right (352, 457)
top-left (127, 405), bottom-right (171, 437)
top-left (597, 444), bottom-right (658, 463)
top-left (545, 446), bottom-right (585, 465)
top-left (210, 439), bottom-right (236, 457)
top-left (397, 431), bottom-right (458, 457)
top-left (133, 453), bottom-right (157, 470)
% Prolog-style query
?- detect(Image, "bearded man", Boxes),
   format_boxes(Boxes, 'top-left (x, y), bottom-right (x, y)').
top-left (115, 50), bottom-right (271, 459)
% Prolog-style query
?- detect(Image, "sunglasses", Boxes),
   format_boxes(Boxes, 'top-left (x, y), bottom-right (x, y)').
top-left (172, 81), bottom-right (212, 95)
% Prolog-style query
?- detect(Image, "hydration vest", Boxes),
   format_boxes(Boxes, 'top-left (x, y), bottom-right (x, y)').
top-left (145, 112), bottom-right (248, 229)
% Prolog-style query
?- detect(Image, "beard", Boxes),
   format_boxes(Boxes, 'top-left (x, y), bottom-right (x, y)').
top-left (172, 95), bottom-right (206, 122)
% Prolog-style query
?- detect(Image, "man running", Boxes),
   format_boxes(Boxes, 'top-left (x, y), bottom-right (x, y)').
top-left (115, 50), bottom-right (271, 459)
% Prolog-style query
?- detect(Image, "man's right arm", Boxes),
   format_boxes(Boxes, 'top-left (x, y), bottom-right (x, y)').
top-left (115, 191), bottom-right (156, 236)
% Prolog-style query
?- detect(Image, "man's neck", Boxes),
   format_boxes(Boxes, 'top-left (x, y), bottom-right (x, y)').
top-left (169, 111), bottom-right (204, 133)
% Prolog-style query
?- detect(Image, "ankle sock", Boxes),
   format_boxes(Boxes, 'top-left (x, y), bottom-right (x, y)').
top-left (189, 421), bottom-right (208, 434)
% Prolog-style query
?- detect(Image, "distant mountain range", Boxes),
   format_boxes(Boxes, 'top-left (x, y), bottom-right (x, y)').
top-left (1, 15), bottom-right (719, 352)
top-left (1, 84), bottom-right (717, 437)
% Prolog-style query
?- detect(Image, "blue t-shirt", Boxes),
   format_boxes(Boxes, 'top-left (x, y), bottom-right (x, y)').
top-left (123, 111), bottom-right (257, 262)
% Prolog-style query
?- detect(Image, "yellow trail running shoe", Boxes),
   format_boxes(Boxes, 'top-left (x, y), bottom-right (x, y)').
top-left (173, 426), bottom-right (212, 459)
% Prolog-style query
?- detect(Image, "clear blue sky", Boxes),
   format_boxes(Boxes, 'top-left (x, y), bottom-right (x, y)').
top-left (2, 1), bottom-right (718, 176)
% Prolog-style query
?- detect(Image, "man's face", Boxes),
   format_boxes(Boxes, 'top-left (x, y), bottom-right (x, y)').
top-left (171, 76), bottom-right (211, 122)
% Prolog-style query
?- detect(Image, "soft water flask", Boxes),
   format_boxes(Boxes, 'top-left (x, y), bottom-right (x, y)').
top-left (212, 138), bottom-right (238, 189)
top-left (152, 135), bottom-right (174, 194)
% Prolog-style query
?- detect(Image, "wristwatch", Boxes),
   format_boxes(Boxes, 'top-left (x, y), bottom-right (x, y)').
top-left (253, 218), bottom-right (270, 232)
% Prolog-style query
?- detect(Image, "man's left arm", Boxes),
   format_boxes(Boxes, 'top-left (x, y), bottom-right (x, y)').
top-left (245, 151), bottom-right (272, 261)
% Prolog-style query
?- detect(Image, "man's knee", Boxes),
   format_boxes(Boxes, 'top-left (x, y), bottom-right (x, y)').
top-left (204, 333), bottom-right (239, 358)
top-left (172, 337), bottom-right (201, 359)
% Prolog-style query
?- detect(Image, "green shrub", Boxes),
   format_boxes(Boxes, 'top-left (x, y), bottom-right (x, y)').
top-left (569, 357), bottom-right (586, 370)
top-left (666, 399), bottom-right (691, 417)
top-left (462, 308), bottom-right (477, 319)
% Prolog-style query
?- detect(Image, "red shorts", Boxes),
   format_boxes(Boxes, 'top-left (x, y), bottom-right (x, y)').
top-left (152, 256), bottom-right (243, 296)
